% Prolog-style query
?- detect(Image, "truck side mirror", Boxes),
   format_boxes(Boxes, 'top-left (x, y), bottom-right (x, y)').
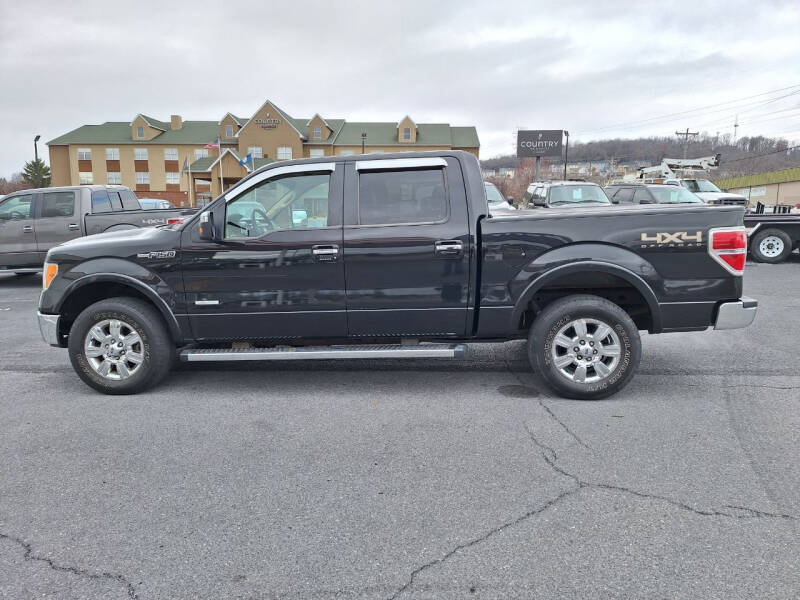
top-left (533, 195), bottom-right (546, 207)
top-left (506, 196), bottom-right (514, 205)
top-left (198, 211), bottom-right (217, 241)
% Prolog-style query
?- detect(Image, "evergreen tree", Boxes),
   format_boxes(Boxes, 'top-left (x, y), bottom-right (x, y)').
top-left (22, 158), bottom-right (51, 188)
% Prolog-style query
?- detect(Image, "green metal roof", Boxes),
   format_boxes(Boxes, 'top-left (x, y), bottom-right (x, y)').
top-left (450, 126), bottom-right (480, 148)
top-left (715, 167), bottom-right (800, 190)
top-left (332, 122), bottom-right (477, 147)
top-left (139, 114), bottom-right (170, 130)
top-left (48, 121), bottom-right (224, 146)
top-left (189, 153), bottom-right (275, 172)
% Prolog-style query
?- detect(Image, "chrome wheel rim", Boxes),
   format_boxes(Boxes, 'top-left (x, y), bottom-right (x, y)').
top-left (84, 319), bottom-right (144, 380)
top-left (550, 318), bottom-right (621, 384)
top-left (758, 236), bottom-right (784, 258)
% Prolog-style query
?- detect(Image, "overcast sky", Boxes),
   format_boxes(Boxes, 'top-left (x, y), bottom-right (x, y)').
top-left (1, 0), bottom-right (799, 177)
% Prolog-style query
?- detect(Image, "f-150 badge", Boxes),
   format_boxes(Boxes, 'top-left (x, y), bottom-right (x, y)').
top-left (136, 251), bottom-right (176, 259)
top-left (640, 231), bottom-right (703, 248)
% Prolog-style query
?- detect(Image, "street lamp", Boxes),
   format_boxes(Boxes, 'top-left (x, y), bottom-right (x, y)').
top-left (563, 130), bottom-right (569, 180)
top-left (34, 134), bottom-right (41, 162)
top-left (361, 132), bottom-right (367, 154)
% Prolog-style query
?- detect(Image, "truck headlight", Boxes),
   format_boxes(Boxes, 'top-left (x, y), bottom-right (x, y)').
top-left (43, 262), bottom-right (58, 289)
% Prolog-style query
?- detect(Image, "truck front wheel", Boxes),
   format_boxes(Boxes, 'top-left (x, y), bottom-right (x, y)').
top-left (67, 297), bottom-right (174, 395)
top-left (751, 228), bottom-right (792, 263)
top-left (527, 294), bottom-right (641, 400)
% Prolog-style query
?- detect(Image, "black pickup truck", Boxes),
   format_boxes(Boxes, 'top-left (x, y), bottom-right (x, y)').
top-left (37, 151), bottom-right (756, 399)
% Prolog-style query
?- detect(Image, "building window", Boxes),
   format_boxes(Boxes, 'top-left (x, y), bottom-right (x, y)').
top-left (79, 172), bottom-right (93, 184)
top-left (309, 149), bottom-right (325, 159)
top-left (403, 127), bottom-right (411, 141)
top-left (134, 148), bottom-right (148, 161)
top-left (164, 148), bottom-right (178, 161)
top-left (135, 172), bottom-right (150, 185)
top-left (107, 172), bottom-right (122, 185)
top-left (338, 150), bottom-right (355, 156)
top-left (77, 148), bottom-right (91, 160)
top-left (313, 126), bottom-right (322, 139)
top-left (224, 124), bottom-right (234, 138)
top-left (277, 146), bottom-right (292, 160)
top-left (166, 172), bottom-right (180, 185)
top-left (195, 148), bottom-right (208, 160)
top-left (137, 126), bottom-right (145, 139)
top-left (105, 147), bottom-right (119, 160)
top-left (247, 146), bottom-right (263, 159)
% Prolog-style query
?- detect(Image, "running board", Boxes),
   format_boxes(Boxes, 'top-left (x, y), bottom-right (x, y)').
top-left (180, 343), bottom-right (468, 362)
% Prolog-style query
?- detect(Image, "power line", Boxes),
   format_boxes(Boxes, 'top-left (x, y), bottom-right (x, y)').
top-left (720, 144), bottom-right (800, 164)
top-left (573, 83), bottom-right (800, 136)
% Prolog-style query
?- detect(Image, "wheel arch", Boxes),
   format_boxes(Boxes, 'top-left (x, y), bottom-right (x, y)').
top-left (511, 260), bottom-right (662, 333)
top-left (56, 273), bottom-right (182, 343)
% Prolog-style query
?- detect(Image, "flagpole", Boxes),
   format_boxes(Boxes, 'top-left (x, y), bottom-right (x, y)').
top-left (218, 138), bottom-right (224, 195)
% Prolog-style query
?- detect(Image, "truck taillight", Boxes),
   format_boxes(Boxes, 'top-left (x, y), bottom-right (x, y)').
top-left (708, 227), bottom-right (747, 275)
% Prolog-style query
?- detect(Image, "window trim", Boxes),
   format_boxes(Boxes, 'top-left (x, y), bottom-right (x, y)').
top-left (137, 126), bottom-right (145, 139)
top-left (165, 172), bottom-right (180, 185)
top-left (79, 172), bottom-right (94, 185)
top-left (164, 147), bottom-right (179, 161)
top-left (135, 171), bottom-right (150, 185)
top-left (224, 162), bottom-right (336, 203)
top-left (105, 147), bottom-right (120, 161)
top-left (352, 165), bottom-right (450, 228)
top-left (313, 125), bottom-right (322, 139)
top-left (107, 171), bottom-right (122, 185)
top-left (77, 148), bottom-right (92, 160)
top-left (224, 124), bottom-right (234, 138)
top-left (134, 148), bottom-right (149, 161)
top-left (247, 146), bottom-right (263, 159)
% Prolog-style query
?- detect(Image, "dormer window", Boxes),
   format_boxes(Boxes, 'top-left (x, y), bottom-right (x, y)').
top-left (137, 126), bottom-right (144, 139)
top-left (312, 126), bottom-right (321, 140)
top-left (225, 125), bottom-right (234, 138)
top-left (403, 127), bottom-right (411, 141)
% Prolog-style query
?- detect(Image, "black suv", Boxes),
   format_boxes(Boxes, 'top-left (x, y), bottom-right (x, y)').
top-left (604, 183), bottom-right (703, 205)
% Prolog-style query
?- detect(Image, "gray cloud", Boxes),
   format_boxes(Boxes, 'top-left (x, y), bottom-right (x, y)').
top-left (1, 0), bottom-right (799, 176)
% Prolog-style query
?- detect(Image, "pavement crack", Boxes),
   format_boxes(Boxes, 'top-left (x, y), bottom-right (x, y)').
top-left (0, 532), bottom-right (138, 599)
top-left (504, 359), bottom-right (592, 452)
top-left (522, 422), bottom-right (797, 522)
top-left (386, 485), bottom-right (582, 600)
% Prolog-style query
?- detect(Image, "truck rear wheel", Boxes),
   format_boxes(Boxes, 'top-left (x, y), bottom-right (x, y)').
top-left (751, 228), bottom-right (792, 263)
top-left (67, 297), bottom-right (174, 395)
top-left (527, 294), bottom-right (641, 400)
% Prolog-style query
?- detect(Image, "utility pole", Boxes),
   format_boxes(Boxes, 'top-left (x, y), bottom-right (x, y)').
top-left (361, 132), bottom-right (366, 154)
top-left (675, 127), bottom-right (699, 159)
top-left (733, 115), bottom-right (739, 144)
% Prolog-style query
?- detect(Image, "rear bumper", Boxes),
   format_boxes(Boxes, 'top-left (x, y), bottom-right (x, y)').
top-left (714, 297), bottom-right (757, 330)
top-left (37, 312), bottom-right (61, 346)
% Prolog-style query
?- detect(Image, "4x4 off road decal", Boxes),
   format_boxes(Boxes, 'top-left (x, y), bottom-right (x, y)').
top-left (640, 231), bottom-right (703, 248)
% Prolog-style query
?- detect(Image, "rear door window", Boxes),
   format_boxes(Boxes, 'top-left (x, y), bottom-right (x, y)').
top-left (91, 190), bottom-right (112, 213)
top-left (358, 168), bottom-right (447, 225)
top-left (120, 189), bottom-right (140, 210)
top-left (108, 191), bottom-right (124, 211)
top-left (41, 191), bottom-right (76, 217)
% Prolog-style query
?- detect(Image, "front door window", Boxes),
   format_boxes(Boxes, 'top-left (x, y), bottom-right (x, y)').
top-left (0, 195), bottom-right (33, 220)
top-left (225, 173), bottom-right (330, 239)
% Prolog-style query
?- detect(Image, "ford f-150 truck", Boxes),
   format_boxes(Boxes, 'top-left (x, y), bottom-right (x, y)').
top-left (37, 151), bottom-right (757, 399)
top-left (0, 185), bottom-right (194, 274)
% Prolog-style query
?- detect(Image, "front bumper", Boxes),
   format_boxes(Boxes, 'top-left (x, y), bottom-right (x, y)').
top-left (714, 297), bottom-right (757, 330)
top-left (37, 312), bottom-right (61, 346)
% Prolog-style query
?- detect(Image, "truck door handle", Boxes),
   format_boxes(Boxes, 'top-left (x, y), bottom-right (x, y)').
top-left (312, 244), bottom-right (339, 262)
top-left (22, 225), bottom-right (34, 233)
top-left (435, 240), bottom-right (463, 256)
top-left (68, 223), bottom-right (80, 231)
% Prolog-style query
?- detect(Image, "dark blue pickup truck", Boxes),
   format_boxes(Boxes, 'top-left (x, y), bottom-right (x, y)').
top-left (37, 151), bottom-right (756, 399)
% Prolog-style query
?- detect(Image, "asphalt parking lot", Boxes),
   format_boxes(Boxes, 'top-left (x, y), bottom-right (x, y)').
top-left (1, 256), bottom-right (799, 600)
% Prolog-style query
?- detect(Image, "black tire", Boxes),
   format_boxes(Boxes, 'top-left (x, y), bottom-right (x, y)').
top-left (68, 297), bottom-right (174, 395)
top-left (527, 294), bottom-right (641, 400)
top-left (751, 228), bottom-right (792, 263)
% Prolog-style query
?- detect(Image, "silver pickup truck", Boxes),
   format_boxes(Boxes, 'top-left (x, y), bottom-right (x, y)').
top-left (0, 185), bottom-right (195, 274)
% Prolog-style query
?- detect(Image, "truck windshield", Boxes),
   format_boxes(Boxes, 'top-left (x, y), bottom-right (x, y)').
top-left (648, 186), bottom-right (703, 204)
top-left (681, 179), bottom-right (722, 193)
top-left (549, 185), bottom-right (610, 205)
